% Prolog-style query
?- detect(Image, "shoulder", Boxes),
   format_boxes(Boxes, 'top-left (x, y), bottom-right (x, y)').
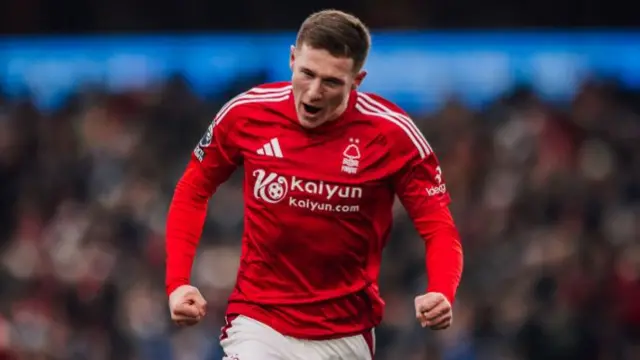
top-left (354, 91), bottom-right (433, 159)
top-left (213, 81), bottom-right (292, 125)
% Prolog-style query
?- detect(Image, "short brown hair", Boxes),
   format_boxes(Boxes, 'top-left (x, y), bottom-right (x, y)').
top-left (295, 9), bottom-right (371, 72)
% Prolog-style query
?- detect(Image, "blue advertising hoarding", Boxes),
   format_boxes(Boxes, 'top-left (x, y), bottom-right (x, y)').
top-left (1, 32), bottom-right (639, 112)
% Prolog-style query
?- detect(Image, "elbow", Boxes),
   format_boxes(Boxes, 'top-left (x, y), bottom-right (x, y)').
top-left (172, 166), bottom-right (211, 205)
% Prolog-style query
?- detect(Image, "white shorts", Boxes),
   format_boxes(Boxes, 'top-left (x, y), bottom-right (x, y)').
top-left (219, 315), bottom-right (375, 360)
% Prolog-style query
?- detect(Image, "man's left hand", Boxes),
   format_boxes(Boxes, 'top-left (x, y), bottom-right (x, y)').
top-left (414, 292), bottom-right (452, 330)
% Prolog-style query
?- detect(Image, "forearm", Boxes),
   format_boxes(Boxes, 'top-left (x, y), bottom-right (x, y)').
top-left (415, 206), bottom-right (463, 304)
top-left (165, 168), bottom-right (210, 296)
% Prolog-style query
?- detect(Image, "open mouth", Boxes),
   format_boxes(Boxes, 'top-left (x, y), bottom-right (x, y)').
top-left (303, 103), bottom-right (322, 115)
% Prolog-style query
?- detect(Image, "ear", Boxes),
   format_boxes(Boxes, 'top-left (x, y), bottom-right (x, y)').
top-left (352, 70), bottom-right (367, 89)
top-left (289, 45), bottom-right (296, 71)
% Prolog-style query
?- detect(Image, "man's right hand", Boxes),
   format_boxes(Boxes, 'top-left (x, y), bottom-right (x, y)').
top-left (168, 285), bottom-right (207, 326)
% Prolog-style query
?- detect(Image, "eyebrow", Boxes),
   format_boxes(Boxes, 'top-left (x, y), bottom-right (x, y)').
top-left (300, 67), bottom-right (345, 85)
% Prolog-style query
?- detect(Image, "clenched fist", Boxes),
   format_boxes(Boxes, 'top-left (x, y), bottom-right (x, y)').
top-left (169, 285), bottom-right (207, 326)
top-left (414, 292), bottom-right (452, 330)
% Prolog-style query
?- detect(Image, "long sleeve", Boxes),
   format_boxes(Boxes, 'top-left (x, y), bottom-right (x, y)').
top-left (165, 111), bottom-right (241, 297)
top-left (411, 205), bottom-right (463, 304)
top-left (392, 134), bottom-right (463, 305)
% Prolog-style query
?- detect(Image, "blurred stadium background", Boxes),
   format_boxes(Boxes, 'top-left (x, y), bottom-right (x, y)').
top-left (0, 1), bottom-right (639, 359)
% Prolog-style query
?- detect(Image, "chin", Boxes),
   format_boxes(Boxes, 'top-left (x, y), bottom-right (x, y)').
top-left (298, 117), bottom-right (326, 129)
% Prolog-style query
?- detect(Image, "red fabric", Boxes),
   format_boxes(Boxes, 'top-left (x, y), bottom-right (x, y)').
top-left (362, 329), bottom-right (375, 357)
top-left (165, 82), bottom-right (463, 339)
top-left (165, 162), bottom-right (215, 296)
top-left (415, 206), bottom-right (463, 304)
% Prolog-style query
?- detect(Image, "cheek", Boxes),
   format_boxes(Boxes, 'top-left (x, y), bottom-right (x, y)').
top-left (291, 78), bottom-right (307, 94)
top-left (290, 87), bottom-right (302, 102)
top-left (328, 92), bottom-right (347, 107)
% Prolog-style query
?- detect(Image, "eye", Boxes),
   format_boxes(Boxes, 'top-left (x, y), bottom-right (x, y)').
top-left (301, 69), bottom-right (314, 78)
top-left (324, 79), bottom-right (341, 87)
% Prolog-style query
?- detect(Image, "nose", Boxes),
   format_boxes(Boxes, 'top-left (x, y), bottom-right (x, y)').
top-left (307, 79), bottom-right (323, 101)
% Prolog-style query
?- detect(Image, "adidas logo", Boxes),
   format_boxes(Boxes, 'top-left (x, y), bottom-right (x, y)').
top-left (256, 138), bottom-right (283, 158)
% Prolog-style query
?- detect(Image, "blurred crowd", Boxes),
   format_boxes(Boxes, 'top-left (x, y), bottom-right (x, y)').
top-left (1, 0), bottom-right (635, 34)
top-left (0, 73), bottom-right (639, 360)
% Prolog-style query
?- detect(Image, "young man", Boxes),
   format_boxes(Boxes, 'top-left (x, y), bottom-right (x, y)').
top-left (165, 9), bottom-right (463, 360)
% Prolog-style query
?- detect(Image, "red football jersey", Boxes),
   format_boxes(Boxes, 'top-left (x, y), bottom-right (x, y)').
top-left (166, 82), bottom-right (463, 339)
